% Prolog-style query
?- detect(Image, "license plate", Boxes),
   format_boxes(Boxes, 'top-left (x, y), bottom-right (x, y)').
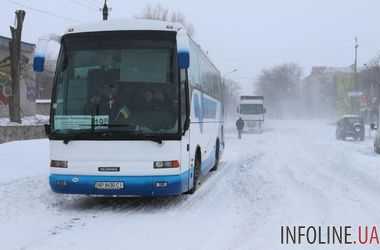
top-left (95, 182), bottom-right (124, 190)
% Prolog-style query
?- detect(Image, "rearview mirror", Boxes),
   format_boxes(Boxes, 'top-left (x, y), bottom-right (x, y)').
top-left (33, 55), bottom-right (45, 72)
top-left (33, 34), bottom-right (61, 72)
top-left (178, 51), bottom-right (190, 69)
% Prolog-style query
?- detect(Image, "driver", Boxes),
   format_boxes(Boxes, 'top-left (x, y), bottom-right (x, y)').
top-left (87, 83), bottom-right (131, 123)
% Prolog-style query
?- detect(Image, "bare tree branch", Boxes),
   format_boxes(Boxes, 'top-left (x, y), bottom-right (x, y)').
top-left (137, 4), bottom-right (195, 37)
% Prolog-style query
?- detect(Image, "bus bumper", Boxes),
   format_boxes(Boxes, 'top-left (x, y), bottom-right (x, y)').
top-left (49, 172), bottom-right (190, 197)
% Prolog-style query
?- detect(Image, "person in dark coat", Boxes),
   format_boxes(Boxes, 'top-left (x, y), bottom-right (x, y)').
top-left (236, 117), bottom-right (245, 139)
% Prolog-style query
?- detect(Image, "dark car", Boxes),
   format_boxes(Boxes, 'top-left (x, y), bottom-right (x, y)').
top-left (336, 115), bottom-right (365, 141)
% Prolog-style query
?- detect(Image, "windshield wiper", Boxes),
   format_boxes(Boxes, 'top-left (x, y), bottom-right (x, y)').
top-left (148, 138), bottom-right (163, 144)
top-left (129, 129), bottom-right (163, 145)
top-left (105, 125), bottom-right (164, 144)
top-left (62, 130), bottom-right (110, 144)
top-left (107, 124), bottom-right (136, 129)
top-left (57, 124), bottom-right (164, 145)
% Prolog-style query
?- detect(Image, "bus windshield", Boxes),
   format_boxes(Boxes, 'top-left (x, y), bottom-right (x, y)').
top-left (51, 31), bottom-right (179, 138)
top-left (240, 104), bottom-right (264, 115)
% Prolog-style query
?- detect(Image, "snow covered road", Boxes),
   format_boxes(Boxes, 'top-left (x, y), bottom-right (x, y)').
top-left (1, 120), bottom-right (380, 250)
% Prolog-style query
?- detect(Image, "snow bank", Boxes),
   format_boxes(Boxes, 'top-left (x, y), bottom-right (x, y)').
top-left (0, 139), bottom-right (49, 183)
top-left (0, 115), bottom-right (49, 127)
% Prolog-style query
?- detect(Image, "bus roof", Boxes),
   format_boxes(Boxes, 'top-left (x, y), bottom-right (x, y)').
top-left (64, 19), bottom-right (185, 35)
top-left (60, 19), bottom-right (221, 77)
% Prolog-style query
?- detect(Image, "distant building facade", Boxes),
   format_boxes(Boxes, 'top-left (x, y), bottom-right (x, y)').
top-left (302, 66), bottom-right (352, 119)
top-left (0, 35), bottom-right (37, 117)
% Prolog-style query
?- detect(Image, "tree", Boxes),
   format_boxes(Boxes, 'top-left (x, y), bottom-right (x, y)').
top-left (255, 63), bottom-right (303, 118)
top-left (137, 4), bottom-right (195, 37)
top-left (8, 10), bottom-right (25, 123)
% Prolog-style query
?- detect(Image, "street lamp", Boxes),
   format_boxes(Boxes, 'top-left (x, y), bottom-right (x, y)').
top-left (223, 69), bottom-right (238, 79)
top-left (222, 69), bottom-right (238, 92)
top-left (221, 69), bottom-right (238, 99)
top-left (221, 69), bottom-right (238, 120)
top-left (352, 37), bottom-right (360, 114)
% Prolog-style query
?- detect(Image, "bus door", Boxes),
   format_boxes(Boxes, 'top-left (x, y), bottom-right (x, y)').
top-left (180, 69), bottom-right (191, 189)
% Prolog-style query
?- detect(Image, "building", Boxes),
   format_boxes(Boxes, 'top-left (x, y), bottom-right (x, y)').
top-left (0, 35), bottom-right (37, 118)
top-left (302, 66), bottom-right (353, 119)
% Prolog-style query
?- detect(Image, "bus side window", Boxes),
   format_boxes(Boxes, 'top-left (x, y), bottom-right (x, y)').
top-left (193, 94), bottom-right (201, 120)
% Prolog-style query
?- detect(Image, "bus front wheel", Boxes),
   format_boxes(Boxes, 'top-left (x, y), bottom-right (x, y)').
top-left (187, 154), bottom-right (201, 195)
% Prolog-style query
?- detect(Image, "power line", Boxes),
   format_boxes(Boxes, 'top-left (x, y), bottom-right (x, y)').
top-left (7, 0), bottom-right (81, 23)
top-left (81, 0), bottom-right (101, 5)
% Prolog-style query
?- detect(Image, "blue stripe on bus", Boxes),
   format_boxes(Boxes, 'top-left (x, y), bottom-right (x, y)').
top-left (50, 171), bottom-right (190, 197)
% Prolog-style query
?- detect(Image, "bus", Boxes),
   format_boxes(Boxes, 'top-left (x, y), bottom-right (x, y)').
top-left (237, 96), bottom-right (265, 132)
top-left (33, 19), bottom-right (224, 197)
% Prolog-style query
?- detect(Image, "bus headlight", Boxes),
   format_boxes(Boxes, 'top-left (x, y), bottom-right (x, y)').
top-left (154, 160), bottom-right (180, 169)
top-left (50, 160), bottom-right (68, 168)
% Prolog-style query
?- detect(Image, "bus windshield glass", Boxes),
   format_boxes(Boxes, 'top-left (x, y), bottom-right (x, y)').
top-left (51, 31), bottom-right (179, 138)
top-left (240, 104), bottom-right (264, 115)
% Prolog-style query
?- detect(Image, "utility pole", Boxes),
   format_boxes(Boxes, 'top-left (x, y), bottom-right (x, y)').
top-left (354, 37), bottom-right (359, 75)
top-left (9, 10), bottom-right (25, 123)
top-left (101, 0), bottom-right (110, 21)
top-left (351, 36), bottom-right (360, 114)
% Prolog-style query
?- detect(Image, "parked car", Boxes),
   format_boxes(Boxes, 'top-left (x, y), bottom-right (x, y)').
top-left (336, 115), bottom-right (365, 141)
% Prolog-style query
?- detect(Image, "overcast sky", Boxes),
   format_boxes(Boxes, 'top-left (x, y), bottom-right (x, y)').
top-left (1, 0), bottom-right (380, 91)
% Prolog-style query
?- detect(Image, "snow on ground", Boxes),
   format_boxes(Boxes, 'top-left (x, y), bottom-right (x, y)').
top-left (0, 140), bottom-right (48, 182)
top-left (0, 115), bottom-right (49, 126)
top-left (1, 120), bottom-right (380, 250)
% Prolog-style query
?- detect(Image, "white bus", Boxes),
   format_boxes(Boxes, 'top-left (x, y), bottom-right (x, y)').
top-left (237, 96), bottom-right (265, 132)
top-left (34, 19), bottom-right (224, 196)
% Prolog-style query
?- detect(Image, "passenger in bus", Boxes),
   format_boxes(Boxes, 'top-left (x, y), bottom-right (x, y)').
top-left (153, 90), bottom-right (165, 104)
top-left (140, 89), bottom-right (166, 111)
top-left (132, 89), bottom-right (176, 131)
top-left (86, 82), bottom-right (130, 123)
top-left (86, 88), bottom-right (108, 116)
top-left (142, 90), bottom-right (154, 107)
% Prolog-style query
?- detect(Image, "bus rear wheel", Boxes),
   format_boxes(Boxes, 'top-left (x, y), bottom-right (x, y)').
top-left (211, 140), bottom-right (220, 172)
top-left (187, 155), bottom-right (201, 195)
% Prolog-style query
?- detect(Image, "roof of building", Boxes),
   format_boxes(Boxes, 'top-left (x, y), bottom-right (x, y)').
top-left (0, 35), bottom-right (35, 48)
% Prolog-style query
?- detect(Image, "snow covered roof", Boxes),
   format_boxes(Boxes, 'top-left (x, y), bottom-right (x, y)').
top-left (0, 35), bottom-right (35, 53)
top-left (0, 35), bottom-right (35, 48)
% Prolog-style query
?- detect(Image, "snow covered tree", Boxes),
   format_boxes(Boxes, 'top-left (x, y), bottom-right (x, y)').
top-left (255, 63), bottom-right (303, 118)
top-left (137, 4), bottom-right (195, 37)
